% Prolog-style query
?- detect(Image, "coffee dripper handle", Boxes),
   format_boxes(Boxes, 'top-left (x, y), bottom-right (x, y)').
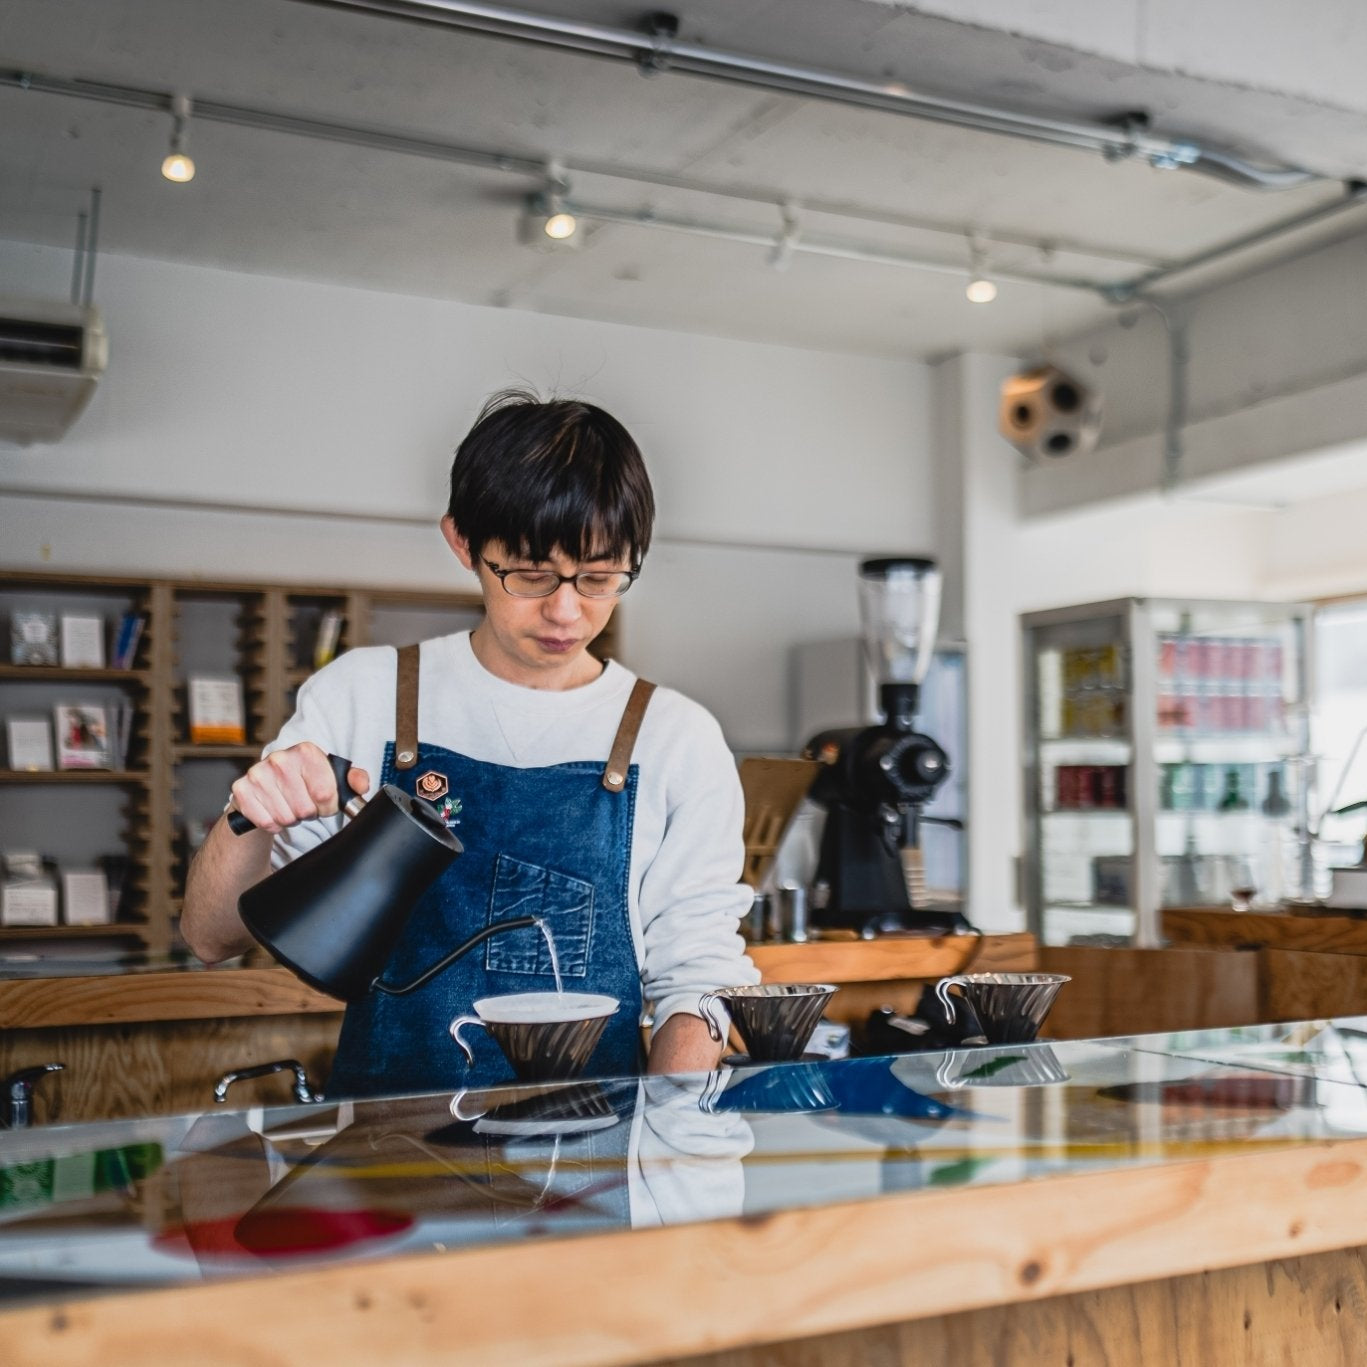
top-left (449, 1016), bottom-right (489, 1067)
top-left (227, 753), bottom-right (361, 835)
top-left (935, 975), bottom-right (967, 1023)
top-left (698, 990), bottom-right (729, 1045)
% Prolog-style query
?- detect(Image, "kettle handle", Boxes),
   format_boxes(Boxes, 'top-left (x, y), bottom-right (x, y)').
top-left (226, 753), bottom-right (359, 835)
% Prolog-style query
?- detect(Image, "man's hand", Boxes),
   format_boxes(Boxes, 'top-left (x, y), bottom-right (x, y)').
top-left (228, 742), bottom-right (369, 833)
top-left (183, 742), bottom-right (369, 964)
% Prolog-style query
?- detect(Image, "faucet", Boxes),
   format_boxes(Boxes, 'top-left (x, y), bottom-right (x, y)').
top-left (2, 1063), bottom-right (64, 1129)
top-left (213, 1058), bottom-right (322, 1106)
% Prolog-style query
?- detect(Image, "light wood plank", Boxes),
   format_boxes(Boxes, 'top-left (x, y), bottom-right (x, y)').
top-left (5, 1131), bottom-right (1367, 1366)
top-left (656, 1245), bottom-right (1367, 1367)
top-left (0, 967), bottom-right (340, 1029)
top-left (750, 932), bottom-right (1036, 984)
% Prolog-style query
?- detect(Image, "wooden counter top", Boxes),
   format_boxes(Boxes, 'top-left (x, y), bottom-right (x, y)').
top-left (0, 935), bottom-right (1036, 1029)
top-left (3, 1020), bottom-right (1366, 1366)
top-left (748, 931), bottom-right (1034, 983)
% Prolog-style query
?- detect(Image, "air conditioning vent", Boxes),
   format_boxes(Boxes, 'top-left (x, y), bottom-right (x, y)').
top-left (0, 318), bottom-right (87, 370)
top-left (0, 301), bottom-right (108, 446)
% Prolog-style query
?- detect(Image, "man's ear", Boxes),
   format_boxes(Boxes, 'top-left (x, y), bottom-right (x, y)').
top-left (441, 516), bottom-right (476, 573)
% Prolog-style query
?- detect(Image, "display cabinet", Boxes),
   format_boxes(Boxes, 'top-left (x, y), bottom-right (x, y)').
top-left (1022, 598), bottom-right (1311, 947)
top-left (1, 570), bottom-right (620, 962)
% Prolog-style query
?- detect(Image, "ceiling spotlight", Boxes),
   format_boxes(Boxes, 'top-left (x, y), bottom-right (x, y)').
top-left (517, 190), bottom-right (583, 249)
top-left (161, 93), bottom-right (195, 183)
top-left (965, 234), bottom-right (996, 303)
top-left (543, 201), bottom-right (578, 241)
top-left (517, 164), bottom-right (584, 250)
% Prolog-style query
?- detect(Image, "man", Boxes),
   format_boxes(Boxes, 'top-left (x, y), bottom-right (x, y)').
top-left (182, 390), bottom-right (758, 1096)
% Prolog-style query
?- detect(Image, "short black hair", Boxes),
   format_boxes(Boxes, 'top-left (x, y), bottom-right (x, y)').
top-left (446, 389), bottom-right (655, 565)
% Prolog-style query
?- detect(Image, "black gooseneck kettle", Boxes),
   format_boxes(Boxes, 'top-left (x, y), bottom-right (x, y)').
top-left (229, 754), bottom-right (537, 1003)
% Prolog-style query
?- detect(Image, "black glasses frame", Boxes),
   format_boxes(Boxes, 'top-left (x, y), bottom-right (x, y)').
top-left (480, 556), bottom-right (640, 599)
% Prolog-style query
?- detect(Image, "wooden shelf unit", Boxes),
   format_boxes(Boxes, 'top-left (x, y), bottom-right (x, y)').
top-left (1, 568), bottom-right (618, 961)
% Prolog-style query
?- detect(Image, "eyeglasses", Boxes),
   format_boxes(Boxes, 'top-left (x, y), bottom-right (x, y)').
top-left (480, 556), bottom-right (639, 599)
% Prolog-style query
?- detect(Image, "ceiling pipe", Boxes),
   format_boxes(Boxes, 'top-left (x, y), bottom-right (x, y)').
top-left (0, 68), bottom-right (1161, 272)
top-left (565, 200), bottom-right (1110, 294)
top-left (3, 70), bottom-right (1361, 304)
top-left (299, 0), bottom-right (1326, 191)
top-left (1107, 181), bottom-right (1367, 301)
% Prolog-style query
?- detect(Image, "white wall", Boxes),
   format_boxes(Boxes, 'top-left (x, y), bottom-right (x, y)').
top-left (1023, 231), bottom-right (1367, 519)
top-left (932, 352), bottom-right (1270, 932)
top-left (0, 242), bottom-right (937, 752)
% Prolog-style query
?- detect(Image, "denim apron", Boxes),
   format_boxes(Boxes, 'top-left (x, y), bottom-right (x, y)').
top-left (326, 646), bottom-right (652, 1100)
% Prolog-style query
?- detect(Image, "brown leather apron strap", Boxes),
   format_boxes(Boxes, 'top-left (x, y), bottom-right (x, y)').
top-left (602, 678), bottom-right (656, 792)
top-left (394, 642), bottom-right (420, 770)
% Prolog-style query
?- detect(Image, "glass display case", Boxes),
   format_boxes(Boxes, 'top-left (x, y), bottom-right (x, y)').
top-left (1022, 598), bottom-right (1312, 947)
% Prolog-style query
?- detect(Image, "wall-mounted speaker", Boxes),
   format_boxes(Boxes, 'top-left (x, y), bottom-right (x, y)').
top-left (998, 365), bottom-right (1103, 461)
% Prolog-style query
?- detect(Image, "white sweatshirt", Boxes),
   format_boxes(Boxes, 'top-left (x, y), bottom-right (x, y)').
top-left (267, 631), bottom-right (759, 1028)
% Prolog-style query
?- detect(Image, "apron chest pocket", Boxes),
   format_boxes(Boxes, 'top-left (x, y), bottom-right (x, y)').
top-left (485, 852), bottom-right (594, 978)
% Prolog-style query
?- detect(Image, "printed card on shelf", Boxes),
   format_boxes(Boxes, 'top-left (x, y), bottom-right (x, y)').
top-left (62, 869), bottom-right (112, 926)
top-left (54, 703), bottom-right (112, 769)
top-left (10, 610), bottom-right (58, 665)
top-left (60, 614), bottom-right (106, 668)
top-left (187, 675), bottom-right (246, 745)
top-left (5, 716), bottom-right (54, 771)
top-left (1, 853), bottom-right (58, 927)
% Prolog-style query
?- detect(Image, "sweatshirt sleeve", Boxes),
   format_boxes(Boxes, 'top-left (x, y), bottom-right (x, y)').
top-left (636, 699), bottom-right (760, 1031)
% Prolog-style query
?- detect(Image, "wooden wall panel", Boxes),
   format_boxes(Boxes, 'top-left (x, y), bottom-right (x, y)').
top-left (1165, 909), bottom-right (1367, 955)
top-left (1260, 949), bottom-right (1367, 1024)
top-left (0, 1014), bottom-right (343, 1123)
top-left (1039, 945), bottom-right (1261, 1039)
top-left (653, 1245), bottom-right (1367, 1367)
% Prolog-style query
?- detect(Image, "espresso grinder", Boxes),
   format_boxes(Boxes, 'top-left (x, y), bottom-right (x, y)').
top-left (803, 557), bottom-right (971, 938)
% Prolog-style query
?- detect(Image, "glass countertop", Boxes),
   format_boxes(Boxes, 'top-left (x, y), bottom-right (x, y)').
top-left (5, 1018), bottom-right (1367, 1308)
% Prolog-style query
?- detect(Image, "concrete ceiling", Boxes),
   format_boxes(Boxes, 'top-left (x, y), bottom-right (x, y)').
top-left (2, 0), bottom-right (1367, 359)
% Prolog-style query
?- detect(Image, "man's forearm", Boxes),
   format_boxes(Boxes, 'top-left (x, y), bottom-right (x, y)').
top-left (647, 1012), bottom-right (723, 1075)
top-left (181, 819), bottom-right (275, 963)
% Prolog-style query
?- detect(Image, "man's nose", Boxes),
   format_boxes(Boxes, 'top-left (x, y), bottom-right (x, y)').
top-left (542, 581), bottom-right (583, 623)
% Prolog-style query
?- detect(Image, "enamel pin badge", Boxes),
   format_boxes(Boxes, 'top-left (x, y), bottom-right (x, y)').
top-left (415, 771), bottom-right (449, 801)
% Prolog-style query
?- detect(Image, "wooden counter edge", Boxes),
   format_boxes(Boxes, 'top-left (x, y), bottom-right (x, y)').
top-left (5, 1131), bottom-right (1366, 1367)
top-left (749, 931), bottom-right (1036, 983)
top-left (1, 935), bottom-right (1037, 1028)
top-left (1164, 908), bottom-right (1367, 954)
top-left (0, 967), bottom-right (341, 1029)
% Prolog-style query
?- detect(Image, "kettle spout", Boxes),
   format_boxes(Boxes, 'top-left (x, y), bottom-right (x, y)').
top-left (371, 916), bottom-right (542, 997)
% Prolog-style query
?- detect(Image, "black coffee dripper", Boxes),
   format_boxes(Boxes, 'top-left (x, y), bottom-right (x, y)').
top-left (229, 753), bottom-right (537, 1002)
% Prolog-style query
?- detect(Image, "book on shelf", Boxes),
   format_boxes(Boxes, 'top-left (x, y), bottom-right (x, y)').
top-left (1, 852), bottom-right (58, 927)
top-left (5, 715), bottom-right (54, 771)
top-left (313, 609), bottom-right (344, 669)
top-left (60, 613), bottom-right (106, 668)
top-left (10, 610), bottom-right (58, 665)
top-left (111, 612), bottom-right (146, 670)
top-left (109, 699), bottom-right (134, 769)
top-left (62, 868), bottom-right (112, 926)
top-left (53, 703), bottom-right (113, 769)
top-left (187, 675), bottom-right (246, 745)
